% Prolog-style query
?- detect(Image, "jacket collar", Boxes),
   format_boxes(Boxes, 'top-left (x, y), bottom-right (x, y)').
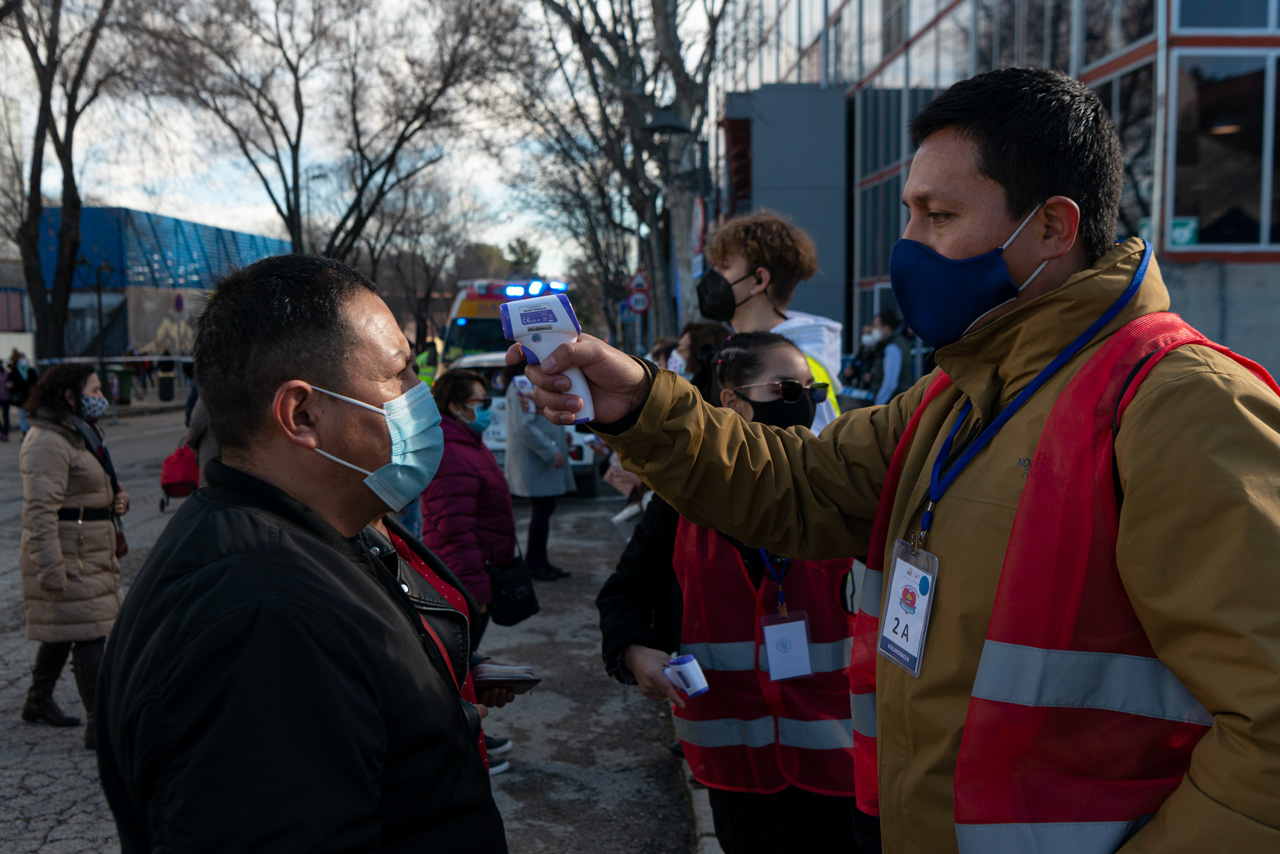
top-left (934, 238), bottom-right (1170, 423)
top-left (440, 411), bottom-right (485, 447)
top-left (30, 411), bottom-right (83, 443)
top-left (202, 458), bottom-right (364, 558)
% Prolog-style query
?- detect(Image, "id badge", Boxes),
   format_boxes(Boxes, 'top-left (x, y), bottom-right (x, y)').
top-left (877, 540), bottom-right (938, 678)
top-left (761, 611), bottom-right (812, 681)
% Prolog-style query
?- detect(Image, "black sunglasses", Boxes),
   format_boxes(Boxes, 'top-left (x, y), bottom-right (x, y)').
top-left (733, 380), bottom-right (829, 405)
top-left (467, 396), bottom-right (493, 411)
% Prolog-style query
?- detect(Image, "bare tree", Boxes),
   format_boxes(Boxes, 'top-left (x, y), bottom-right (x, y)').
top-left (136, 0), bottom-right (526, 257)
top-left (519, 0), bottom-right (727, 336)
top-left (374, 176), bottom-right (483, 353)
top-left (3, 0), bottom-right (130, 357)
top-left (506, 79), bottom-right (635, 330)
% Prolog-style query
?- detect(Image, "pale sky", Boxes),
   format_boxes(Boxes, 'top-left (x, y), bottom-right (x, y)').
top-left (0, 44), bottom-right (571, 277)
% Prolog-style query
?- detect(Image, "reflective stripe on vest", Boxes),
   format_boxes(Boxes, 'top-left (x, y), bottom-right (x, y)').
top-left (971, 640), bottom-right (1213, 726)
top-left (851, 691), bottom-right (877, 738)
top-left (681, 638), bottom-right (853, 674)
top-left (858, 567), bottom-right (883, 619)
top-left (675, 715), bottom-right (854, 751)
top-left (955, 816), bottom-right (1154, 854)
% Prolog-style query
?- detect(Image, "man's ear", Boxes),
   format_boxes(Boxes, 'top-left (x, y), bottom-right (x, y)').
top-left (751, 267), bottom-right (772, 296)
top-left (1039, 195), bottom-right (1081, 261)
top-left (272, 380), bottom-right (321, 449)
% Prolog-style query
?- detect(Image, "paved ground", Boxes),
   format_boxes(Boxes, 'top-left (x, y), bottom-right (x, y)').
top-left (0, 408), bottom-right (693, 853)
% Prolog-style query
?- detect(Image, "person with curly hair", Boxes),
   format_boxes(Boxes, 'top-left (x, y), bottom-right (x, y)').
top-left (697, 210), bottom-right (845, 430)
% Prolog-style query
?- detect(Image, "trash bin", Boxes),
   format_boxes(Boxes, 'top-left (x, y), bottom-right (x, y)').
top-left (106, 365), bottom-right (132, 406)
top-left (158, 371), bottom-right (176, 402)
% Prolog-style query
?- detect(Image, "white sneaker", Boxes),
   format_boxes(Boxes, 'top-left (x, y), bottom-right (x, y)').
top-left (488, 759), bottom-right (511, 776)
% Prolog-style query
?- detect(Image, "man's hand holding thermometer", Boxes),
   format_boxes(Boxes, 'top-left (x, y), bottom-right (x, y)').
top-left (502, 294), bottom-right (651, 425)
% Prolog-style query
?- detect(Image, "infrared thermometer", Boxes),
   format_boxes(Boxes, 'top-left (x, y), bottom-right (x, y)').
top-left (663, 654), bottom-right (709, 697)
top-left (500, 294), bottom-right (595, 424)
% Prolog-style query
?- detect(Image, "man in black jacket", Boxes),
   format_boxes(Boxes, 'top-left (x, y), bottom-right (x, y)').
top-left (96, 255), bottom-right (507, 852)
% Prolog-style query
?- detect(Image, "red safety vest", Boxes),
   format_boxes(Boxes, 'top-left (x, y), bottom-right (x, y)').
top-left (850, 313), bottom-right (1279, 850)
top-left (672, 518), bottom-right (858, 796)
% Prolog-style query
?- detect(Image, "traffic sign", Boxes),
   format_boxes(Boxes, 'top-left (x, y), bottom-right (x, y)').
top-left (626, 291), bottom-right (651, 314)
top-left (628, 270), bottom-right (651, 293)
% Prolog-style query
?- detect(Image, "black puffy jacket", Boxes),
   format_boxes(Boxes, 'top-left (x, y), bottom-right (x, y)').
top-left (96, 459), bottom-right (507, 853)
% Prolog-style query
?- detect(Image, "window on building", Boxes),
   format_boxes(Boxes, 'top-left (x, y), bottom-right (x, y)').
top-left (780, 2), bottom-right (800, 80)
top-left (1270, 57), bottom-right (1280, 242)
top-left (1174, 54), bottom-right (1266, 245)
top-left (908, 27), bottom-right (939, 138)
top-left (912, 0), bottom-right (941, 35)
top-left (863, 0), bottom-right (884, 75)
top-left (801, 0), bottom-right (825, 47)
top-left (1024, 0), bottom-right (1072, 71)
top-left (839, 7), bottom-right (861, 83)
top-left (1178, 0), bottom-right (1269, 30)
top-left (938, 1), bottom-right (973, 88)
top-left (860, 182), bottom-right (879, 277)
top-left (883, 56), bottom-right (906, 167)
top-left (884, 0), bottom-right (907, 57)
top-left (1117, 63), bottom-right (1155, 240)
top-left (1084, 0), bottom-right (1154, 68)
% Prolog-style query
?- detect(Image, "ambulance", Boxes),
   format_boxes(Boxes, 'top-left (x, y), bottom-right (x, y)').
top-left (441, 279), bottom-right (568, 369)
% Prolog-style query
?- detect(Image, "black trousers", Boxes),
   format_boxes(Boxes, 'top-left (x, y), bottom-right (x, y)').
top-left (707, 786), bottom-right (882, 854)
top-left (526, 495), bottom-right (557, 570)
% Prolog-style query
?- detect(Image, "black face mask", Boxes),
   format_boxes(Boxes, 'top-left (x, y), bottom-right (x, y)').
top-left (742, 393), bottom-right (818, 431)
top-left (696, 269), bottom-right (758, 322)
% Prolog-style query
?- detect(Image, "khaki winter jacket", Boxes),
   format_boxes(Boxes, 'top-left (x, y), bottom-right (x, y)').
top-left (19, 413), bottom-right (122, 643)
top-left (599, 238), bottom-right (1280, 853)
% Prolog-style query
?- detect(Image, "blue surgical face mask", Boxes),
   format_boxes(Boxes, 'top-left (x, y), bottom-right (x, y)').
top-left (889, 203), bottom-right (1049, 350)
top-left (466, 402), bottom-right (492, 434)
top-left (311, 381), bottom-right (444, 512)
top-left (667, 351), bottom-right (694, 382)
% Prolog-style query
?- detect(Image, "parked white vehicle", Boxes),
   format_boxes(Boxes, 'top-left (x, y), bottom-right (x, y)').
top-left (446, 352), bottom-right (601, 497)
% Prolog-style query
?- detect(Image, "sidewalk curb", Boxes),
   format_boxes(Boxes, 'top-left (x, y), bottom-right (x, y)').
top-left (683, 759), bottom-right (724, 854)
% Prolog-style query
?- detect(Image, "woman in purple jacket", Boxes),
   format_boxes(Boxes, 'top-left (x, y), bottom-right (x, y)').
top-left (422, 369), bottom-right (518, 641)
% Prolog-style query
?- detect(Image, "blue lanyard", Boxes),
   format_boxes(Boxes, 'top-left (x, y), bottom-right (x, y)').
top-left (758, 549), bottom-right (791, 616)
top-left (919, 241), bottom-right (1152, 545)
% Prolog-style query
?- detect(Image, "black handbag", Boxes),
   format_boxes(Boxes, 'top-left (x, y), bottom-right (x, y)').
top-left (487, 553), bottom-right (540, 627)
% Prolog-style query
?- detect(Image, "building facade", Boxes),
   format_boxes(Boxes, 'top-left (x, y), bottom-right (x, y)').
top-left (712, 0), bottom-right (1280, 372)
top-left (3, 207), bottom-right (291, 358)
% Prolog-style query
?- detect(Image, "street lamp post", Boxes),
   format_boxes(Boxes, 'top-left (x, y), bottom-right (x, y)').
top-left (644, 104), bottom-right (693, 346)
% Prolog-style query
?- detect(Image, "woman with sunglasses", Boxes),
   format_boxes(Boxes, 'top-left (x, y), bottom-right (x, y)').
top-left (421, 370), bottom-right (516, 644)
top-left (597, 332), bottom-right (875, 854)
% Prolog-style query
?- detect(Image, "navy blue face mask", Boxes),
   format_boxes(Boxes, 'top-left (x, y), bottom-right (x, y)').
top-left (889, 203), bottom-right (1049, 350)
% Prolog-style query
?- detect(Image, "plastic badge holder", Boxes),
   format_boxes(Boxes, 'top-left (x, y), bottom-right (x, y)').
top-left (663, 654), bottom-right (709, 697)
top-left (500, 294), bottom-right (595, 424)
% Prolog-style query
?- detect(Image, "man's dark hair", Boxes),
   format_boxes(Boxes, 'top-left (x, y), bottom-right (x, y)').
top-left (910, 67), bottom-right (1123, 265)
top-left (25, 363), bottom-right (94, 420)
top-left (875, 309), bottom-right (902, 331)
top-left (194, 254), bottom-right (377, 451)
top-left (431, 369), bottom-right (486, 420)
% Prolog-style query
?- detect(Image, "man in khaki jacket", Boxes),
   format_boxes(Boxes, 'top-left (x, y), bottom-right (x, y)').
top-left (514, 68), bottom-right (1280, 853)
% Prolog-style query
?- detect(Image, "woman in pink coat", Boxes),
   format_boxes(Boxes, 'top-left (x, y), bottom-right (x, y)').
top-left (421, 369), bottom-right (518, 640)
